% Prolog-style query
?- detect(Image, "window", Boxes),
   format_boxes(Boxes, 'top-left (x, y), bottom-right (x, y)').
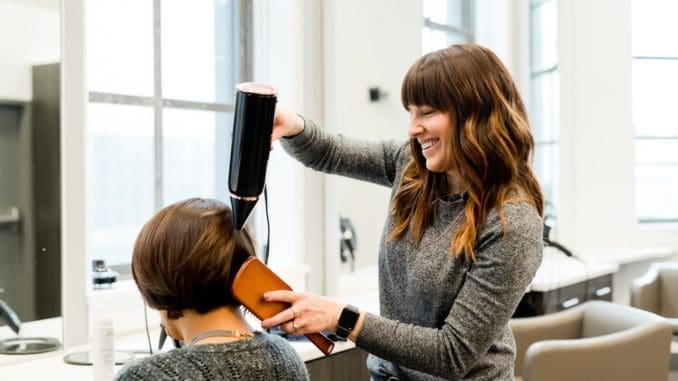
top-left (86, 0), bottom-right (251, 277)
top-left (632, 0), bottom-right (678, 224)
top-left (422, 0), bottom-right (474, 54)
top-left (529, 0), bottom-right (559, 227)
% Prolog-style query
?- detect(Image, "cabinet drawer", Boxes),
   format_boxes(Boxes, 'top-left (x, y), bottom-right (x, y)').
top-left (553, 281), bottom-right (587, 312)
top-left (514, 275), bottom-right (613, 317)
top-left (587, 274), bottom-right (613, 301)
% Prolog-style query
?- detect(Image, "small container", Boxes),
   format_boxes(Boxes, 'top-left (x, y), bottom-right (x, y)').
top-left (92, 317), bottom-right (114, 381)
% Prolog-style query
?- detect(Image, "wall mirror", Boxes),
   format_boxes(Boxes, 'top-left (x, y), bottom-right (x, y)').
top-left (0, 0), bottom-right (62, 340)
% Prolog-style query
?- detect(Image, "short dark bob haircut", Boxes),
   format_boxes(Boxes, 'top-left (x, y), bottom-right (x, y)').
top-left (132, 198), bottom-right (256, 319)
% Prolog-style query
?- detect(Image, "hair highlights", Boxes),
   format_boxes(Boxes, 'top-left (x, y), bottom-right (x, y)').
top-left (391, 43), bottom-right (544, 261)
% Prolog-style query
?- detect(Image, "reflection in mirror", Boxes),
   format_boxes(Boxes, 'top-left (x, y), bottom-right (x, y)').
top-left (0, 0), bottom-right (61, 340)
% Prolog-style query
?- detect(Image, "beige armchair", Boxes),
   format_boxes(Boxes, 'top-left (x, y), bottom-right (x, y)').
top-left (631, 262), bottom-right (678, 334)
top-left (510, 300), bottom-right (672, 381)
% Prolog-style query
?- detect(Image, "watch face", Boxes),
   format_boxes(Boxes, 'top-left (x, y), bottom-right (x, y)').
top-left (338, 305), bottom-right (360, 333)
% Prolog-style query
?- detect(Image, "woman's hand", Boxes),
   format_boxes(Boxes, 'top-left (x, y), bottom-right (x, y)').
top-left (271, 106), bottom-right (305, 144)
top-left (260, 291), bottom-right (342, 335)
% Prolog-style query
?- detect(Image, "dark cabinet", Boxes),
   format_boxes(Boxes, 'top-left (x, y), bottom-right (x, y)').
top-left (31, 63), bottom-right (61, 320)
top-left (514, 274), bottom-right (613, 317)
top-left (0, 63), bottom-right (61, 323)
top-left (306, 347), bottom-right (370, 381)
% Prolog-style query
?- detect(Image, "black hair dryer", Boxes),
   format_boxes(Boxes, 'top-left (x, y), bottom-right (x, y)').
top-left (228, 83), bottom-right (277, 230)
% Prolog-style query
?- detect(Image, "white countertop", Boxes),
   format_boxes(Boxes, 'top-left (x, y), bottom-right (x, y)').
top-left (527, 247), bottom-right (619, 292)
top-left (579, 246), bottom-right (678, 265)
top-left (0, 291), bottom-right (380, 379)
top-left (0, 324), bottom-right (358, 380)
top-left (6, 245), bottom-right (675, 378)
top-left (0, 331), bottom-right (360, 380)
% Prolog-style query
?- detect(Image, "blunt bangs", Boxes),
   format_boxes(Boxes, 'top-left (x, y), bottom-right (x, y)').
top-left (401, 51), bottom-right (450, 112)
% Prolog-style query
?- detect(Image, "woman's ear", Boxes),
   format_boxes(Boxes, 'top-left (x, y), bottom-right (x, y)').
top-left (158, 310), bottom-right (182, 341)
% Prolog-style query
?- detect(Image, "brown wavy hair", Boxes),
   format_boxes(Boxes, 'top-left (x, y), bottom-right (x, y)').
top-left (132, 198), bottom-right (256, 319)
top-left (390, 43), bottom-right (544, 261)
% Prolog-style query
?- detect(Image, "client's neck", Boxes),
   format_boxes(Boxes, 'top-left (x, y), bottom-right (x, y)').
top-left (174, 306), bottom-right (253, 345)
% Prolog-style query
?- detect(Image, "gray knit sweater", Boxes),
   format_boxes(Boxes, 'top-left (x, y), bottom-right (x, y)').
top-left (281, 120), bottom-right (543, 380)
top-left (113, 332), bottom-right (309, 380)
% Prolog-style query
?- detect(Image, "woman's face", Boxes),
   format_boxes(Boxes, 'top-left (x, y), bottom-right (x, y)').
top-left (407, 104), bottom-right (455, 175)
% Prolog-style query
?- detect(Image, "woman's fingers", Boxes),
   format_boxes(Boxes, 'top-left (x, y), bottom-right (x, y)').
top-left (272, 106), bottom-right (304, 143)
top-left (260, 292), bottom-right (343, 334)
top-left (264, 290), bottom-right (297, 303)
top-left (282, 319), bottom-right (303, 335)
top-left (260, 291), bottom-right (298, 329)
top-left (261, 311), bottom-right (289, 330)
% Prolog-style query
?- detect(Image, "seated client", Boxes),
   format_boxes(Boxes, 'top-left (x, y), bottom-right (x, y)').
top-left (114, 198), bottom-right (309, 381)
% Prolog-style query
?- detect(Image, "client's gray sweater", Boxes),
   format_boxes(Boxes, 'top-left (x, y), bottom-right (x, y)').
top-left (113, 333), bottom-right (308, 380)
top-left (281, 120), bottom-right (543, 380)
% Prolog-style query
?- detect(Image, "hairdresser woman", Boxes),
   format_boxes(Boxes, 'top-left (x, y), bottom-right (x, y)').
top-left (262, 43), bottom-right (544, 380)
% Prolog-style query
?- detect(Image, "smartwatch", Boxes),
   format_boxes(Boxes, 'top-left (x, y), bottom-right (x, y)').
top-left (335, 304), bottom-right (360, 339)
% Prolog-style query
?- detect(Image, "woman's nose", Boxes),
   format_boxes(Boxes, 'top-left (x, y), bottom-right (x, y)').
top-left (408, 121), bottom-right (424, 138)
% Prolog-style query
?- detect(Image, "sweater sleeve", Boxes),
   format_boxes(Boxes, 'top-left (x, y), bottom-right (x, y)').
top-left (355, 203), bottom-right (543, 379)
top-left (279, 117), bottom-right (408, 188)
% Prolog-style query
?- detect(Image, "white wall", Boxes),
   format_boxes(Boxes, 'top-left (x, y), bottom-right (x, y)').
top-left (475, 0), bottom-right (515, 74)
top-left (559, 0), bottom-right (678, 255)
top-left (253, 0), bottom-right (422, 296)
top-left (61, 0), bottom-right (89, 347)
top-left (253, 0), bottom-right (327, 293)
top-left (254, 0), bottom-right (678, 298)
top-left (323, 0), bottom-right (422, 277)
top-left (475, 0), bottom-right (531, 96)
top-left (0, 0), bottom-right (60, 101)
top-left (560, 0), bottom-right (635, 253)
top-left (478, 0), bottom-right (678, 256)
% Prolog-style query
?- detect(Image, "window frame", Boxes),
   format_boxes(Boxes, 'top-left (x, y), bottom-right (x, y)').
top-left (631, 0), bottom-right (678, 225)
top-left (529, 0), bottom-right (560, 227)
top-left (422, 0), bottom-right (475, 54)
top-left (86, 0), bottom-right (253, 277)
top-left (631, 55), bottom-right (678, 224)
top-left (61, 0), bottom-right (253, 346)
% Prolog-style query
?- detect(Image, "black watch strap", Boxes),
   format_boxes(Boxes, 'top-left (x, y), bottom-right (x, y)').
top-left (335, 304), bottom-right (360, 339)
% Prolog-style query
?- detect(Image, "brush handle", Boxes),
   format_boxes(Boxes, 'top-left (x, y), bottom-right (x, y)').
top-left (231, 257), bottom-right (335, 356)
top-left (306, 332), bottom-right (334, 356)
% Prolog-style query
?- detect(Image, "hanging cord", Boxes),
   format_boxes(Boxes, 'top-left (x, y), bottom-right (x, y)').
top-left (544, 223), bottom-right (592, 310)
top-left (263, 184), bottom-right (273, 335)
top-left (263, 185), bottom-right (271, 265)
top-left (141, 189), bottom-right (272, 348)
top-left (143, 302), bottom-right (153, 355)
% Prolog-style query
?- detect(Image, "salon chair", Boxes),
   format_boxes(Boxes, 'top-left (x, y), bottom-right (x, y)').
top-left (510, 300), bottom-right (671, 381)
top-left (631, 262), bottom-right (678, 334)
top-left (631, 262), bottom-right (678, 370)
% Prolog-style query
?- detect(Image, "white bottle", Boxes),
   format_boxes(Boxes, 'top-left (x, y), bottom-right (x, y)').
top-left (92, 317), bottom-right (114, 381)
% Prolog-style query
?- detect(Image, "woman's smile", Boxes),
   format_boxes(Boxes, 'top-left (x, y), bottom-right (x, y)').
top-left (408, 105), bottom-right (454, 173)
top-left (420, 138), bottom-right (440, 155)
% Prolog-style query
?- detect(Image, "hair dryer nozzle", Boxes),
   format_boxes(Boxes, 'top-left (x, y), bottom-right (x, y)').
top-left (228, 83), bottom-right (277, 230)
top-left (231, 196), bottom-right (258, 230)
